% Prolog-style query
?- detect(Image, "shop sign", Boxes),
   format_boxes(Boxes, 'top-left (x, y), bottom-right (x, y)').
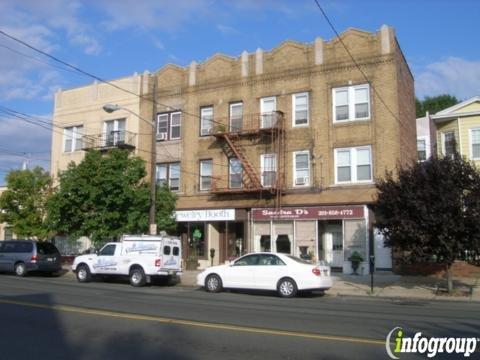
top-left (175, 209), bottom-right (235, 222)
top-left (252, 206), bottom-right (364, 220)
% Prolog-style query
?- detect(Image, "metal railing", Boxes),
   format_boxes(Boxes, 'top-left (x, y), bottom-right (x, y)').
top-left (82, 130), bottom-right (137, 151)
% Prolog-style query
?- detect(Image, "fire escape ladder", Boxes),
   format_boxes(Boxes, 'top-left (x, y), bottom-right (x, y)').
top-left (222, 134), bottom-right (262, 189)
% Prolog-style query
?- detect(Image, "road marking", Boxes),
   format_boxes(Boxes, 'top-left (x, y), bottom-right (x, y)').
top-left (0, 298), bottom-right (384, 346)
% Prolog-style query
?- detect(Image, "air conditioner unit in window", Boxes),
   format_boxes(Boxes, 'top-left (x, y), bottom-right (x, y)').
top-left (156, 132), bottom-right (168, 141)
top-left (295, 177), bottom-right (308, 186)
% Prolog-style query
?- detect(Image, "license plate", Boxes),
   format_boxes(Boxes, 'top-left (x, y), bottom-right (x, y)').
top-left (168, 270), bottom-right (174, 275)
top-left (47, 258), bottom-right (54, 262)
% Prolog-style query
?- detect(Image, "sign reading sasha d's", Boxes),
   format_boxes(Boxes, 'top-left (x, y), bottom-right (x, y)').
top-left (175, 209), bottom-right (236, 222)
top-left (252, 206), bottom-right (364, 221)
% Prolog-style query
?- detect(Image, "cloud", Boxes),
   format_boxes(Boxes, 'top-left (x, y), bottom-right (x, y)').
top-left (415, 57), bottom-right (480, 100)
top-left (216, 24), bottom-right (239, 35)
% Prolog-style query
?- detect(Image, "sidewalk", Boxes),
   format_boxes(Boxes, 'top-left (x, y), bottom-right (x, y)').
top-left (178, 270), bottom-right (480, 302)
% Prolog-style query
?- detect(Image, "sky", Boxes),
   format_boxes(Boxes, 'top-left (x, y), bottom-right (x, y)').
top-left (0, 0), bottom-right (479, 185)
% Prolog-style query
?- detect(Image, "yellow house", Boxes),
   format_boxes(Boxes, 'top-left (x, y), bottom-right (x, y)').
top-left (432, 96), bottom-right (480, 167)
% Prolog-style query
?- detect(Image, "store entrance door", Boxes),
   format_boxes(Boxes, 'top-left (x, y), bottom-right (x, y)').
top-left (323, 223), bottom-right (343, 268)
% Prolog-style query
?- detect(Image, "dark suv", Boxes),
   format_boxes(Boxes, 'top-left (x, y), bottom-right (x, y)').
top-left (0, 240), bottom-right (62, 276)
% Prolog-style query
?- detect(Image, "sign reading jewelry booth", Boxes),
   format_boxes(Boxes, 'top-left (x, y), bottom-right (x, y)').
top-left (175, 209), bottom-right (236, 222)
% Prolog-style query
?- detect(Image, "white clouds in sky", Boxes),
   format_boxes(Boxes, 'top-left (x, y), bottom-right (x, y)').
top-left (415, 57), bottom-right (480, 100)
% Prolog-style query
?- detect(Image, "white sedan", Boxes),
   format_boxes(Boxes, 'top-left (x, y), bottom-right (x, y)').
top-left (196, 252), bottom-right (332, 298)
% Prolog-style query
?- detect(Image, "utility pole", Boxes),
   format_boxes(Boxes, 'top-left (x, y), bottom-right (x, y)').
top-left (149, 75), bottom-right (158, 235)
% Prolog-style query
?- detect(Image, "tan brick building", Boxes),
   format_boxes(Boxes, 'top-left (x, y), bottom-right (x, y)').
top-left (51, 25), bottom-right (416, 273)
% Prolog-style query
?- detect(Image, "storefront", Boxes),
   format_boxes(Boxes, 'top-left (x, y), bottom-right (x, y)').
top-left (175, 209), bottom-right (248, 269)
top-left (251, 205), bottom-right (377, 274)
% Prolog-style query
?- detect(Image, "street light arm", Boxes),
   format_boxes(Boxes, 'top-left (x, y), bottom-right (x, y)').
top-left (102, 103), bottom-right (155, 128)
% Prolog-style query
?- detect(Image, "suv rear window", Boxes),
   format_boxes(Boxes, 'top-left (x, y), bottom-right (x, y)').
top-left (37, 242), bottom-right (59, 255)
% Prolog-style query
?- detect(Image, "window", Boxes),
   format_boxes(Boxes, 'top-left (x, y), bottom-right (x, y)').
top-left (261, 153), bottom-right (277, 187)
top-left (229, 158), bottom-right (243, 189)
top-left (230, 102), bottom-right (243, 132)
top-left (334, 146), bottom-right (372, 184)
top-left (333, 84), bottom-right (370, 122)
top-left (470, 129), bottom-right (480, 159)
top-left (258, 254), bottom-right (285, 266)
top-left (293, 151), bottom-right (310, 186)
top-left (104, 119), bottom-right (125, 146)
top-left (442, 131), bottom-right (456, 158)
top-left (63, 125), bottom-right (83, 152)
top-left (173, 247), bottom-right (179, 256)
top-left (157, 112), bottom-right (181, 140)
top-left (156, 162), bottom-right (180, 191)
top-left (200, 107), bottom-right (213, 136)
top-left (260, 97), bottom-right (276, 128)
top-left (234, 254), bottom-right (260, 266)
top-left (163, 246), bottom-right (171, 255)
top-left (293, 92), bottom-right (309, 126)
top-left (417, 137), bottom-right (427, 161)
top-left (99, 244), bottom-right (116, 256)
top-left (199, 159), bottom-right (212, 191)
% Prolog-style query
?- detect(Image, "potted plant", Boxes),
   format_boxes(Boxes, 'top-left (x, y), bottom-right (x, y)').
top-left (348, 251), bottom-right (363, 275)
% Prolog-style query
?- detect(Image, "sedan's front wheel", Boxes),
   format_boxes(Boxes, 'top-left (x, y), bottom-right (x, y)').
top-left (277, 278), bottom-right (297, 298)
top-left (205, 274), bottom-right (222, 293)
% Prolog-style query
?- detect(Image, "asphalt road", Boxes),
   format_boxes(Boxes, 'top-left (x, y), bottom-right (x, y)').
top-left (0, 273), bottom-right (478, 360)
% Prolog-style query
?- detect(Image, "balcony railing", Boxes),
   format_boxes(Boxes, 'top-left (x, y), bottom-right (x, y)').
top-left (210, 111), bottom-right (284, 136)
top-left (82, 130), bottom-right (136, 151)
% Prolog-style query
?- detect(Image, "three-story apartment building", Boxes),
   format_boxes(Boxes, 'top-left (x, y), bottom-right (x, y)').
top-left (51, 25), bottom-right (416, 274)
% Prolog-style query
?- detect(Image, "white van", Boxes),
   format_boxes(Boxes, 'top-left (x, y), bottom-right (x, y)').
top-left (72, 235), bottom-right (182, 287)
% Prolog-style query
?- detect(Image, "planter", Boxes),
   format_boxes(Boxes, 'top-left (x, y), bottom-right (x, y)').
top-left (186, 258), bottom-right (199, 270)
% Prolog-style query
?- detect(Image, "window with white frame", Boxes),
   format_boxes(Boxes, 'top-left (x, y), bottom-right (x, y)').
top-left (104, 119), bottom-right (125, 146)
top-left (471, 128), bottom-right (480, 159)
top-left (333, 84), bottom-right (370, 122)
top-left (229, 158), bottom-right (243, 188)
top-left (442, 131), bottom-right (456, 158)
top-left (334, 146), bottom-right (372, 184)
top-left (230, 102), bottom-right (243, 132)
top-left (156, 162), bottom-right (180, 191)
top-left (200, 107), bottom-right (213, 136)
top-left (199, 159), bottom-right (212, 191)
top-left (63, 125), bottom-right (83, 152)
top-left (260, 97), bottom-right (276, 128)
top-left (417, 137), bottom-right (429, 161)
top-left (293, 92), bottom-right (309, 126)
top-left (157, 111), bottom-right (181, 140)
top-left (261, 153), bottom-right (277, 187)
top-left (293, 151), bottom-right (310, 186)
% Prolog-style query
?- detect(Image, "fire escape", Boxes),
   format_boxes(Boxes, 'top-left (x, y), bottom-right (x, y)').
top-left (211, 111), bottom-right (286, 207)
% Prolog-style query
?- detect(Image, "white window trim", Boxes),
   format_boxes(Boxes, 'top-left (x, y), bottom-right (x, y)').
top-left (63, 125), bottom-right (83, 153)
top-left (469, 128), bottom-right (480, 160)
top-left (332, 84), bottom-right (371, 123)
top-left (260, 96), bottom-right (277, 128)
top-left (260, 153), bottom-right (277, 187)
top-left (199, 159), bottom-right (212, 191)
top-left (417, 136), bottom-right (430, 162)
top-left (292, 92), bottom-right (309, 127)
top-left (229, 102), bottom-right (243, 132)
top-left (293, 151), bottom-right (310, 187)
top-left (334, 145), bottom-right (373, 185)
top-left (200, 107), bottom-right (213, 137)
top-left (170, 111), bottom-right (182, 140)
top-left (441, 131), bottom-right (455, 157)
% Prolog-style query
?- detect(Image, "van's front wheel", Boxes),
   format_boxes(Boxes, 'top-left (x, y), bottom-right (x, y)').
top-left (129, 267), bottom-right (146, 287)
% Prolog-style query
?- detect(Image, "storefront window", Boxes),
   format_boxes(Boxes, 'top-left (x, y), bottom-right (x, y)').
top-left (189, 224), bottom-right (206, 258)
top-left (260, 235), bottom-right (271, 252)
top-left (343, 219), bottom-right (366, 261)
top-left (276, 235), bottom-right (291, 254)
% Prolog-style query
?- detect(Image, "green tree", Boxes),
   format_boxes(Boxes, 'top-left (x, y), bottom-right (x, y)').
top-left (416, 94), bottom-right (459, 117)
top-left (0, 167), bottom-right (52, 239)
top-left (155, 184), bottom-right (177, 234)
top-left (373, 155), bottom-right (480, 293)
top-left (47, 149), bottom-right (176, 245)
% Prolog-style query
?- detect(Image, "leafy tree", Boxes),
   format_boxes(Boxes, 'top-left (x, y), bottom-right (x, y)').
top-left (47, 149), bottom-right (176, 245)
top-left (0, 167), bottom-right (52, 240)
top-left (374, 155), bottom-right (480, 293)
top-left (416, 94), bottom-right (459, 117)
top-left (155, 184), bottom-right (177, 234)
